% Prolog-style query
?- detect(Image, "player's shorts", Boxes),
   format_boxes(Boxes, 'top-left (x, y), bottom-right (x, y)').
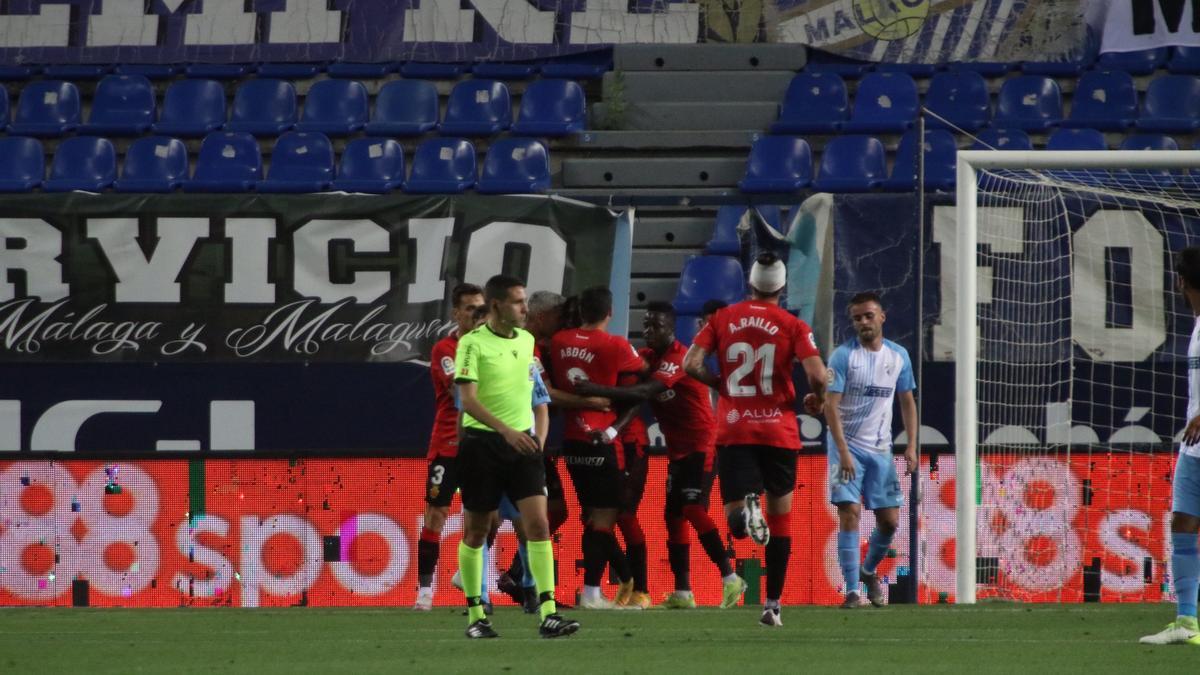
top-left (1172, 452), bottom-right (1200, 517)
top-left (716, 445), bottom-right (797, 503)
top-left (562, 439), bottom-right (622, 508)
top-left (424, 455), bottom-right (459, 507)
top-left (456, 429), bottom-right (547, 513)
top-left (544, 454), bottom-right (566, 502)
top-left (827, 438), bottom-right (903, 510)
top-left (619, 442), bottom-right (649, 513)
top-left (665, 451), bottom-right (716, 517)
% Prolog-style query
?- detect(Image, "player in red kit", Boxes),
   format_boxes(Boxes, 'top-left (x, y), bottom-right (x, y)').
top-left (550, 286), bottom-right (647, 609)
top-left (414, 283), bottom-right (485, 611)
top-left (684, 252), bottom-right (827, 627)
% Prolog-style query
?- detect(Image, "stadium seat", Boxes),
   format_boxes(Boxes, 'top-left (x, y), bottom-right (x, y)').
top-left (327, 62), bottom-right (397, 78)
top-left (296, 79), bottom-right (368, 136)
top-left (405, 138), bottom-right (476, 194)
top-left (476, 138), bottom-right (551, 194)
top-left (0, 86), bottom-right (8, 128)
top-left (1062, 70), bottom-right (1137, 130)
top-left (472, 62), bottom-right (539, 79)
top-left (115, 64), bottom-right (179, 79)
top-left (332, 138), bottom-right (405, 193)
top-left (1097, 47), bottom-right (1169, 75)
top-left (673, 255), bottom-right (746, 314)
top-left (1046, 128), bottom-right (1107, 150)
top-left (923, 71), bottom-right (990, 132)
top-left (43, 64), bottom-right (111, 80)
top-left (812, 135), bottom-right (886, 193)
top-left (257, 63), bottom-right (323, 78)
top-left (1135, 75), bottom-right (1200, 132)
top-left (153, 79), bottom-right (226, 137)
top-left (738, 136), bottom-right (812, 193)
top-left (673, 314), bottom-right (703, 347)
top-left (1119, 133), bottom-right (1181, 187)
top-left (993, 75), bottom-right (1062, 130)
top-left (366, 80), bottom-right (439, 136)
top-left (881, 129), bottom-right (957, 192)
top-left (9, 80), bottom-right (81, 136)
top-left (43, 137), bottom-right (117, 192)
top-left (81, 75), bottom-right (156, 136)
top-left (183, 132), bottom-right (262, 192)
top-left (186, 64), bottom-right (252, 79)
top-left (258, 131), bottom-right (334, 193)
top-left (841, 72), bottom-right (918, 133)
top-left (512, 79), bottom-right (587, 136)
top-left (770, 72), bottom-right (848, 134)
top-left (226, 79), bottom-right (297, 136)
top-left (0, 137), bottom-right (44, 192)
top-left (400, 62), bottom-right (468, 78)
top-left (540, 51), bottom-right (612, 79)
top-left (114, 136), bottom-right (189, 193)
top-left (971, 128), bottom-right (1033, 151)
top-left (705, 206), bottom-right (746, 256)
top-left (440, 80), bottom-right (512, 135)
top-left (1169, 46), bottom-right (1200, 74)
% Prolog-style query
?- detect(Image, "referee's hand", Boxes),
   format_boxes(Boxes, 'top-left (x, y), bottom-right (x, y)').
top-left (503, 428), bottom-right (541, 454)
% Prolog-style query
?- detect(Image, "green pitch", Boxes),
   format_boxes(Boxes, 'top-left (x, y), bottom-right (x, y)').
top-left (0, 604), bottom-right (1195, 673)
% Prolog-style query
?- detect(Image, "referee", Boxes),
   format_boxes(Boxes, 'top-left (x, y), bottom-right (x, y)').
top-left (454, 274), bottom-right (580, 639)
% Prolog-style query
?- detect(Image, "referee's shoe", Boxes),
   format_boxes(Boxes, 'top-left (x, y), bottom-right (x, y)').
top-left (539, 613), bottom-right (580, 639)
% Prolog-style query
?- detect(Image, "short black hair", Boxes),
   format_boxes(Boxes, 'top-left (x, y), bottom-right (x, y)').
top-left (560, 295), bottom-right (582, 329)
top-left (700, 299), bottom-right (727, 317)
top-left (1179, 247), bottom-right (1200, 291)
top-left (644, 301), bottom-right (676, 319)
top-left (578, 286), bottom-right (613, 324)
top-left (847, 291), bottom-right (884, 311)
top-left (471, 305), bottom-right (489, 323)
top-left (755, 251), bottom-right (781, 266)
top-left (484, 275), bottom-right (524, 304)
top-left (451, 282), bottom-right (483, 308)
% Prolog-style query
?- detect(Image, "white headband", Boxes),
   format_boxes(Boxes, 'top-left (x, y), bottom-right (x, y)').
top-left (749, 258), bottom-right (786, 294)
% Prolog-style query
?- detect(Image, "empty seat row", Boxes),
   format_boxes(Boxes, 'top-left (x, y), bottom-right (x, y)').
top-left (0, 133), bottom-right (551, 194)
top-left (0, 77), bottom-right (587, 138)
top-left (773, 71), bottom-right (1200, 136)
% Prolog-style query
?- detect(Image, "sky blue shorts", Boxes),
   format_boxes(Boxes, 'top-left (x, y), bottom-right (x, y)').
top-left (1173, 452), bottom-right (1200, 518)
top-left (499, 494), bottom-right (522, 521)
top-left (828, 437), bottom-right (903, 510)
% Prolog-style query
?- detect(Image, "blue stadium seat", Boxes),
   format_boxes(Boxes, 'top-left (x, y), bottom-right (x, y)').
top-left (705, 206), bottom-right (745, 256)
top-left (186, 64), bottom-right (252, 79)
top-left (512, 79), bottom-right (587, 136)
top-left (43, 137), bottom-right (117, 192)
top-left (405, 138), bottom-right (476, 194)
top-left (1168, 46), bottom-right (1200, 74)
top-left (332, 138), bottom-right (405, 194)
top-left (673, 315), bottom-right (703, 347)
top-left (257, 63), bottom-right (323, 78)
top-left (400, 62), bottom-right (468, 78)
top-left (81, 75), bottom-right (156, 136)
top-left (114, 137), bottom-right (189, 193)
top-left (226, 79), bottom-right (297, 136)
top-left (1135, 75), bottom-right (1200, 132)
top-left (115, 64), bottom-right (179, 79)
top-left (738, 136), bottom-right (812, 193)
top-left (0, 65), bottom-right (38, 81)
top-left (770, 72), bottom-right (848, 134)
top-left (993, 75), bottom-right (1062, 130)
top-left (183, 132), bottom-right (262, 192)
top-left (1097, 47), bottom-right (1169, 75)
top-left (673, 255), bottom-right (746, 314)
top-left (1119, 133), bottom-right (1181, 187)
top-left (1062, 70), bottom-right (1137, 130)
top-left (9, 80), bottom-right (81, 137)
top-left (43, 64), bottom-right (111, 80)
top-left (365, 80), bottom-right (439, 136)
top-left (923, 71), bottom-right (990, 132)
top-left (841, 72), bottom-right (918, 133)
top-left (881, 129), bottom-right (957, 192)
top-left (540, 51), bottom-right (612, 79)
top-left (943, 62), bottom-right (1014, 77)
top-left (258, 131), bottom-right (334, 193)
top-left (0, 137), bottom-right (44, 192)
top-left (812, 135), bottom-right (886, 193)
top-left (153, 79), bottom-right (226, 137)
top-left (327, 62), bottom-right (397, 78)
top-left (971, 128), bottom-right (1033, 151)
top-left (296, 79), bottom-right (368, 136)
top-left (472, 62), bottom-right (538, 79)
top-left (440, 80), bottom-right (512, 135)
top-left (1046, 127), bottom-right (1107, 150)
top-left (477, 138), bottom-right (551, 194)
top-left (0, 86), bottom-right (8, 128)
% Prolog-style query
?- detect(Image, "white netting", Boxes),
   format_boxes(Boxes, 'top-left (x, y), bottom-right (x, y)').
top-left (967, 163), bottom-right (1200, 602)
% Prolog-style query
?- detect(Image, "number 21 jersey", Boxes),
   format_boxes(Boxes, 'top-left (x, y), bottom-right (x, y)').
top-left (692, 300), bottom-right (820, 450)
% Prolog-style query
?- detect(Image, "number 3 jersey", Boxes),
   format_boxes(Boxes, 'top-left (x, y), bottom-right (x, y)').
top-left (693, 300), bottom-right (820, 450)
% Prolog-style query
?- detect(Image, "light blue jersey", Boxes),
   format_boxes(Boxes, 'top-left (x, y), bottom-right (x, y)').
top-left (826, 338), bottom-right (915, 453)
top-left (1174, 317), bottom-right (1200, 517)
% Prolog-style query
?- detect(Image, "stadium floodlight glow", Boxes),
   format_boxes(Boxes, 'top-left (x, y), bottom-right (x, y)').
top-left (953, 150), bottom-right (1200, 605)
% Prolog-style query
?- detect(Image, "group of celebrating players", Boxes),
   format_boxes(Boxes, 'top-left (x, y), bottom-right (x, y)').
top-left (416, 251), bottom-right (920, 639)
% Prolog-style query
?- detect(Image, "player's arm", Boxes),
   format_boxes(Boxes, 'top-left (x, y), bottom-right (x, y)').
top-left (823, 348), bottom-right (853, 481)
top-left (683, 344), bottom-right (719, 388)
top-left (800, 354), bottom-right (827, 414)
top-left (573, 378), bottom-right (666, 403)
top-left (548, 386), bottom-right (611, 411)
top-left (533, 403), bottom-right (549, 450)
top-left (898, 389), bottom-right (918, 474)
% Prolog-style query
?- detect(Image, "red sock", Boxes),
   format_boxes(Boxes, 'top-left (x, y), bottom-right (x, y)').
top-left (682, 504), bottom-right (719, 535)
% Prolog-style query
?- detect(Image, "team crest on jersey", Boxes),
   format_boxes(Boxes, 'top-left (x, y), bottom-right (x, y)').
top-left (529, 363), bottom-right (537, 381)
top-left (512, 350), bottom-right (518, 359)
top-left (441, 357), bottom-right (456, 375)
top-left (885, 360), bottom-right (894, 375)
top-left (429, 485), bottom-right (440, 499)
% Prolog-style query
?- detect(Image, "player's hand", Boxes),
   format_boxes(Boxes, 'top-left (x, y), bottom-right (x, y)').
top-left (503, 428), bottom-right (540, 454)
top-left (1185, 415), bottom-right (1200, 445)
top-left (904, 447), bottom-right (918, 475)
top-left (583, 396), bottom-right (611, 411)
top-left (574, 381), bottom-right (599, 396)
top-left (803, 393), bottom-right (823, 416)
top-left (838, 449), bottom-right (855, 482)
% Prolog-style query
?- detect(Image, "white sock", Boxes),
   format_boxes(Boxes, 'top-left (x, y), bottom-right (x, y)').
top-left (673, 590), bottom-right (694, 599)
top-left (764, 598), bottom-right (780, 611)
top-left (722, 573), bottom-right (739, 584)
top-left (583, 585), bottom-right (603, 601)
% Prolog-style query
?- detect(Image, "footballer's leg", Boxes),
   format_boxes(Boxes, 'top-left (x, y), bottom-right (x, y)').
top-left (1142, 453), bottom-right (1200, 645)
top-left (616, 444), bottom-right (650, 608)
top-left (860, 451), bottom-right (903, 608)
top-left (460, 508), bottom-right (499, 638)
top-left (678, 452), bottom-right (743, 608)
top-left (830, 442), bottom-right (868, 609)
top-left (718, 446), bottom-right (769, 545)
top-left (760, 447), bottom-right (798, 627)
top-left (565, 440), bottom-right (628, 609)
top-left (416, 457), bottom-right (457, 610)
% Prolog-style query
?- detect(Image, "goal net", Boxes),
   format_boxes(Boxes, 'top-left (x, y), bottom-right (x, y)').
top-left (953, 150), bottom-right (1200, 603)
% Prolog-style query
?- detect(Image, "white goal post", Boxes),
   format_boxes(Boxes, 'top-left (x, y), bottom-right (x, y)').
top-left (953, 150), bottom-right (1200, 604)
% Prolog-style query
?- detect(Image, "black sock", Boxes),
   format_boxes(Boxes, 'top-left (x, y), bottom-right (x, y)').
top-left (667, 542), bottom-right (691, 591)
top-left (606, 531), bottom-right (632, 582)
top-left (726, 509), bottom-right (747, 539)
top-left (507, 550), bottom-right (524, 581)
top-left (417, 539), bottom-right (438, 587)
top-left (582, 528), bottom-right (607, 587)
top-left (765, 536), bottom-right (791, 602)
top-left (698, 529), bottom-right (733, 578)
top-left (628, 542), bottom-right (648, 593)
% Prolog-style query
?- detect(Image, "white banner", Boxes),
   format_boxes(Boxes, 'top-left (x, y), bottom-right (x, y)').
top-left (1091, 0), bottom-right (1200, 53)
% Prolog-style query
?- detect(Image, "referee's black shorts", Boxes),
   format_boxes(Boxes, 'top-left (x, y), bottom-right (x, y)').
top-left (456, 428), bottom-right (547, 513)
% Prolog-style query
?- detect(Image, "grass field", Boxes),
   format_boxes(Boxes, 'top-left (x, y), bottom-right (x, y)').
top-left (0, 603), bottom-right (1196, 673)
